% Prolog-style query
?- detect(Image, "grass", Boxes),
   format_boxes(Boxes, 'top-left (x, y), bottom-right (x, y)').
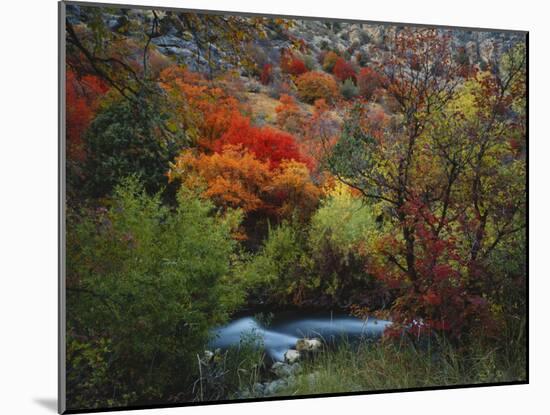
top-left (275, 334), bottom-right (526, 397)
top-left (193, 318), bottom-right (526, 401)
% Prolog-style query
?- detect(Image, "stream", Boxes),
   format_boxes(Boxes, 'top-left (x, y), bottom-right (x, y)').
top-left (209, 312), bottom-right (392, 361)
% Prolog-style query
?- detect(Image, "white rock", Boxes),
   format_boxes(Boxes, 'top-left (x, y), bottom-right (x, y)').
top-left (284, 349), bottom-right (301, 364)
top-left (295, 338), bottom-right (322, 352)
top-left (203, 350), bottom-right (214, 362)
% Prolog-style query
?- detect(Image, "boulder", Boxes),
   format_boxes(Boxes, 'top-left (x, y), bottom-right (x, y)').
top-left (271, 361), bottom-right (302, 378)
top-left (295, 338), bottom-right (322, 352)
top-left (284, 349), bottom-right (301, 364)
top-left (264, 378), bottom-right (289, 395)
top-left (203, 350), bottom-right (214, 363)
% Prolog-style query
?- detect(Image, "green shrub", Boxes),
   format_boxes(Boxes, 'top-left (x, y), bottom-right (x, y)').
top-left (303, 55), bottom-right (316, 71)
top-left (243, 189), bottom-right (385, 306)
top-left (243, 223), bottom-right (304, 301)
top-left (341, 78), bottom-right (359, 100)
top-left (66, 178), bottom-right (245, 408)
top-left (82, 95), bottom-right (186, 199)
top-left (306, 185), bottom-right (383, 302)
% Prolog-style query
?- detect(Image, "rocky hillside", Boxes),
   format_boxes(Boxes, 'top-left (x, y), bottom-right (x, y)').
top-left (66, 4), bottom-right (524, 76)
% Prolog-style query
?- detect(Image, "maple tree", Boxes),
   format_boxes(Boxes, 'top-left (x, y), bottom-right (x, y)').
top-left (169, 145), bottom-right (272, 214)
top-left (169, 145), bottom-right (320, 224)
top-left (269, 160), bottom-right (321, 220)
top-left (66, 69), bottom-right (109, 162)
top-left (210, 113), bottom-right (312, 170)
top-left (159, 66), bottom-right (243, 144)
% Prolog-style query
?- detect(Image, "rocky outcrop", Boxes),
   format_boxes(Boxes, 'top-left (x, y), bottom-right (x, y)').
top-left (67, 4), bottom-right (524, 76)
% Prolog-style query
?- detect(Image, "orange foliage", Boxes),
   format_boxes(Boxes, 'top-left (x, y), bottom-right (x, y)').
top-left (160, 66), bottom-right (242, 142)
top-left (169, 146), bottom-right (320, 222)
top-left (270, 160), bottom-right (321, 220)
top-left (296, 71), bottom-right (340, 105)
top-left (321, 51), bottom-right (339, 72)
top-left (169, 145), bottom-right (272, 213)
top-left (275, 94), bottom-right (304, 134)
top-left (66, 69), bottom-right (109, 161)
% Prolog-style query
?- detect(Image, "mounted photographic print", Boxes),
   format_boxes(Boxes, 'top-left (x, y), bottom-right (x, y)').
top-left (59, 1), bottom-right (528, 413)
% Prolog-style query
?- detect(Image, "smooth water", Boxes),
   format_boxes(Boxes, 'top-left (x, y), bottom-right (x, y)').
top-left (209, 312), bottom-right (391, 361)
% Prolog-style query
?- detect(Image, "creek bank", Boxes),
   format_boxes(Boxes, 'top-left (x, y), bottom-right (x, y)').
top-left (205, 312), bottom-right (391, 397)
top-left (236, 336), bottom-right (322, 398)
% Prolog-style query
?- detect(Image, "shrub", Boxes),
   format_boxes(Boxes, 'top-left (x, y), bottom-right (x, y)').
top-left (354, 50), bottom-right (369, 67)
top-left (333, 58), bottom-right (357, 82)
top-left (160, 66), bottom-right (242, 143)
top-left (280, 49), bottom-right (308, 76)
top-left (303, 183), bottom-right (385, 304)
top-left (66, 69), bottom-right (108, 163)
top-left (170, 146), bottom-right (319, 223)
top-left (211, 113), bottom-right (312, 169)
top-left (341, 78), bottom-right (359, 100)
top-left (82, 96), bottom-right (186, 199)
top-left (275, 94), bottom-right (304, 134)
top-left (357, 67), bottom-right (385, 99)
top-left (169, 145), bottom-right (272, 215)
top-left (296, 71), bottom-right (340, 105)
top-left (309, 183), bottom-right (381, 261)
top-left (66, 178), bottom-right (245, 407)
top-left (260, 63), bottom-right (273, 85)
top-left (322, 51), bottom-right (339, 72)
top-left (270, 160), bottom-right (321, 221)
top-left (303, 55), bottom-right (316, 71)
top-left (243, 222), bottom-right (305, 303)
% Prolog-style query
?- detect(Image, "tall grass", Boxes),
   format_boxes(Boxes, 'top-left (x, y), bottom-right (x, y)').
top-left (276, 330), bottom-right (526, 397)
top-left (193, 330), bottom-right (267, 401)
top-left (191, 318), bottom-right (526, 401)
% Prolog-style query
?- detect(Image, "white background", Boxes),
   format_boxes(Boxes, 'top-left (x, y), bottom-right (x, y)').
top-left (0, 0), bottom-right (546, 413)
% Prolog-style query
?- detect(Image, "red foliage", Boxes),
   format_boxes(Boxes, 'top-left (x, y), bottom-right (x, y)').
top-left (357, 67), bottom-right (385, 99)
top-left (66, 69), bottom-right (109, 161)
top-left (211, 114), bottom-right (313, 170)
top-left (260, 63), bottom-right (273, 85)
top-left (160, 66), bottom-right (243, 142)
top-left (333, 58), bottom-right (357, 82)
top-left (280, 49), bottom-right (308, 76)
top-left (369, 195), bottom-right (497, 340)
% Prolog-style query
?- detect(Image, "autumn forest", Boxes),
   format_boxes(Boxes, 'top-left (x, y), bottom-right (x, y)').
top-left (63, 3), bottom-right (527, 411)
